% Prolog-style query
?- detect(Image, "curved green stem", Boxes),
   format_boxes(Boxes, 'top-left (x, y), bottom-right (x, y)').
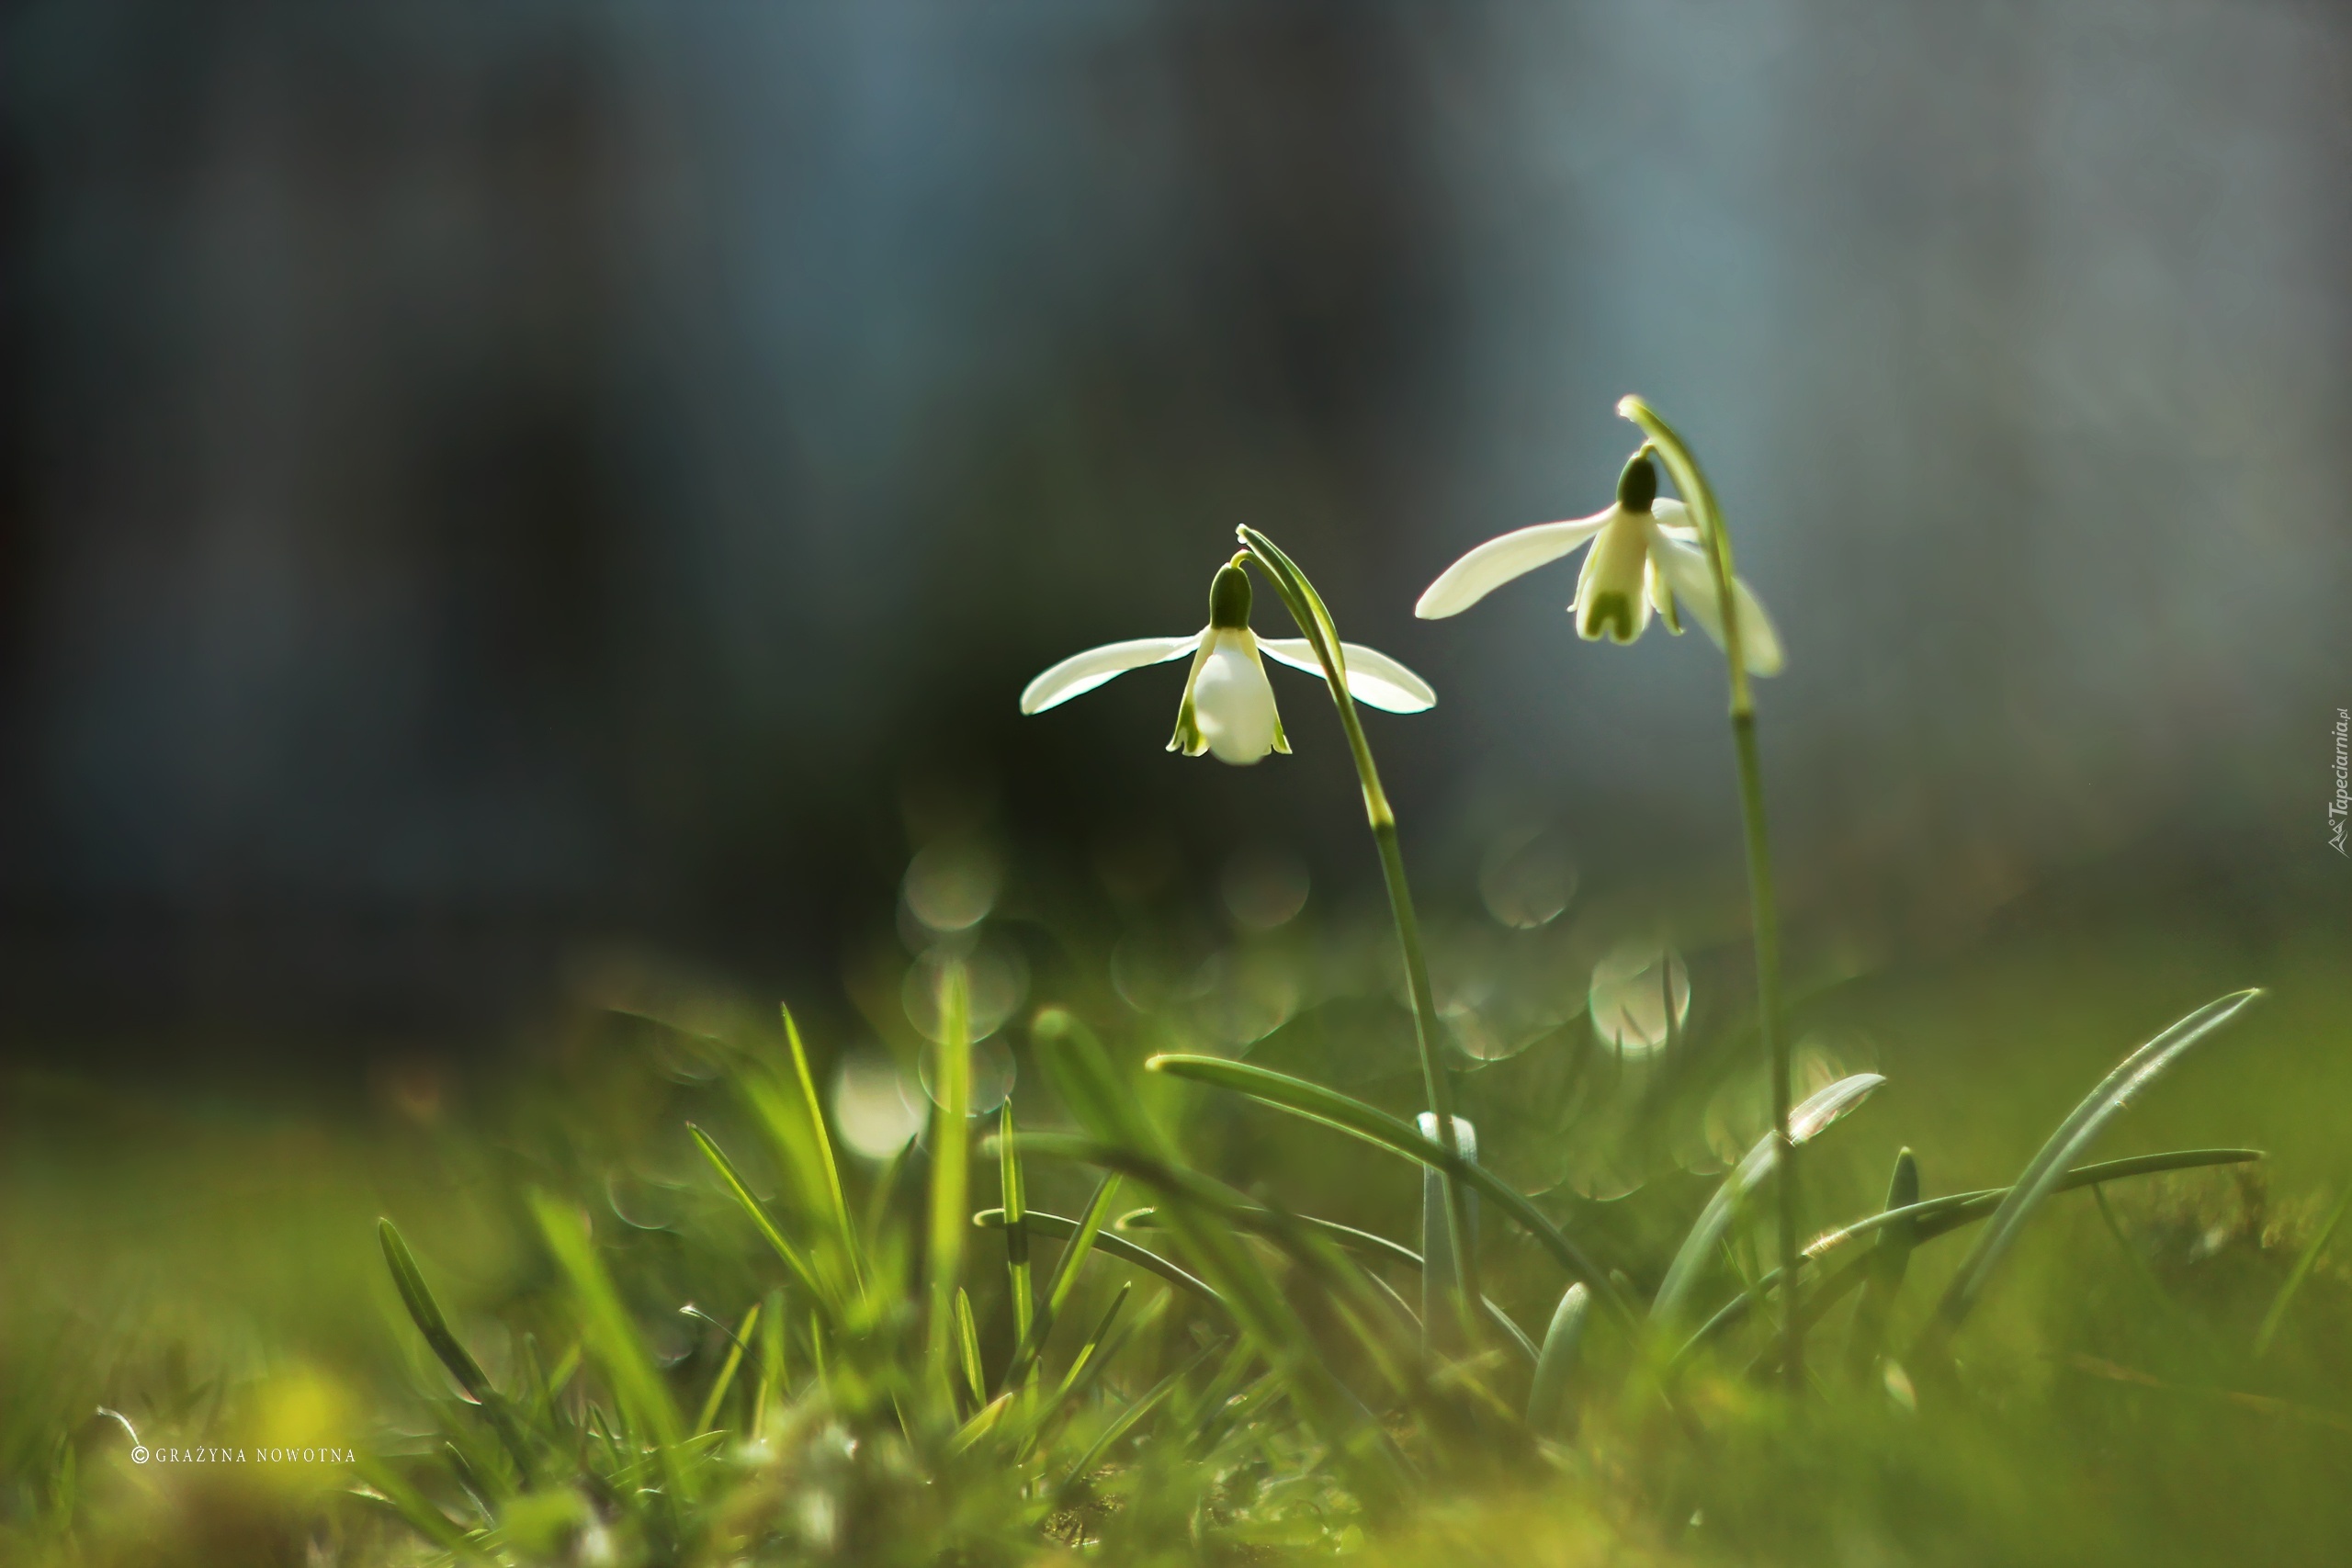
top-left (1233, 526), bottom-right (1482, 1348)
top-left (1617, 397), bottom-right (1797, 1392)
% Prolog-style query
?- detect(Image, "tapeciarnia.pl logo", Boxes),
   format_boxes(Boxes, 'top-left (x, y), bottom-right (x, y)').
top-left (2331, 707), bottom-right (2349, 857)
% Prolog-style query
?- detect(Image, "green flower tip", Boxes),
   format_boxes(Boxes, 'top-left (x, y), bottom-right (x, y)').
top-left (1208, 561), bottom-right (1253, 629)
top-left (1616, 451), bottom-right (1659, 513)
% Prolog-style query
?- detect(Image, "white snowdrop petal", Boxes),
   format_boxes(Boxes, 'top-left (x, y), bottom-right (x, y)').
top-left (1645, 525), bottom-right (1783, 676)
top-left (1415, 513), bottom-right (1611, 618)
top-left (1575, 512), bottom-right (1654, 643)
top-left (1189, 634), bottom-right (1283, 764)
top-left (1020, 634), bottom-right (1201, 714)
top-left (1256, 639), bottom-right (1436, 714)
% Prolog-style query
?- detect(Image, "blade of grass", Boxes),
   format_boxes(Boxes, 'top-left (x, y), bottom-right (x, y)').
top-left (754, 1289), bottom-right (786, 1441)
top-left (1419, 1113), bottom-right (1479, 1362)
top-left (2256, 1186), bottom-right (2352, 1359)
top-left (353, 1459), bottom-right (496, 1562)
top-left (1029, 1013), bottom-right (1407, 1484)
top-left (1001, 1176), bottom-right (1122, 1389)
top-left (955, 1287), bottom-right (987, 1411)
top-left (1058, 1342), bottom-right (1220, 1497)
top-left (1650, 1074), bottom-right (1884, 1330)
top-left (1525, 1283), bottom-right (1591, 1439)
top-left (1148, 1053), bottom-right (1634, 1323)
top-left (1057, 1280), bottom-right (1135, 1400)
top-left (1686, 1147), bottom-right (2266, 1365)
top-left (1000, 1132), bottom-right (1418, 1389)
top-left (694, 1301), bottom-right (761, 1435)
top-left (1009, 1286), bottom-right (1163, 1455)
top-left (1843, 1148), bottom-right (1919, 1387)
top-left (529, 1192), bottom-right (689, 1508)
top-left (378, 1219), bottom-right (536, 1485)
top-left (783, 1001), bottom-right (865, 1296)
top-left (1000, 1100), bottom-right (1034, 1358)
top-left (1916, 989), bottom-right (2262, 1358)
top-left (688, 1123), bottom-right (831, 1309)
top-left (975, 1208), bottom-right (1226, 1314)
top-left (948, 1391), bottom-right (1014, 1455)
top-left (924, 963), bottom-right (974, 1421)
top-left (1116, 1203), bottom-right (1537, 1362)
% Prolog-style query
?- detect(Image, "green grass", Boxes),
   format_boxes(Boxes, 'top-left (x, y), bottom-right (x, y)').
top-left (3, 889), bottom-right (2349, 1566)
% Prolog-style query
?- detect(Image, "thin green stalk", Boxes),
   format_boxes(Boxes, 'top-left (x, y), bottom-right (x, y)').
top-left (1234, 525), bottom-right (1481, 1347)
top-left (694, 1301), bottom-right (761, 1435)
top-left (1000, 1100), bottom-right (1035, 1363)
top-left (1618, 396), bottom-right (1798, 1392)
top-left (1733, 711), bottom-right (1795, 1389)
top-left (924, 962), bottom-right (974, 1421)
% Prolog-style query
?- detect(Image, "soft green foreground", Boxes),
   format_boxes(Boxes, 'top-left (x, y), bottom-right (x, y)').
top-left (4, 884), bottom-right (2347, 1567)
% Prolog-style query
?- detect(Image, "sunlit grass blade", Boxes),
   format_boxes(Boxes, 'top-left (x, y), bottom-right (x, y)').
top-left (1028, 1019), bottom-right (1324, 1361)
top-left (1683, 1147), bottom-right (2266, 1365)
top-left (1028, 1012), bottom-right (1409, 1484)
top-left (955, 1287), bottom-right (987, 1411)
top-left (754, 1289), bottom-right (786, 1441)
top-left (999, 1100), bottom-right (1034, 1359)
top-left (948, 1391), bottom-right (1014, 1455)
top-left (694, 1300), bottom-right (760, 1435)
top-left (783, 1002), bottom-right (865, 1295)
top-left (1000, 1176), bottom-right (1122, 1389)
top-left (1650, 1073), bottom-right (1883, 1330)
top-left (2256, 1184), bottom-right (2351, 1358)
top-left (1148, 1052), bottom-right (1634, 1322)
top-left (1843, 1148), bottom-right (1919, 1387)
top-left (688, 1122), bottom-right (831, 1308)
top-left (1917, 988), bottom-right (2262, 1357)
top-left (992, 1156), bottom-right (1395, 1483)
top-left (999, 1134), bottom-right (1398, 1371)
top-left (1048, 1177), bottom-right (1121, 1318)
top-left (1419, 1113), bottom-right (1478, 1361)
top-left (353, 1458), bottom-right (495, 1562)
top-left (529, 1191), bottom-right (690, 1502)
top-left (974, 1208), bottom-right (1227, 1314)
top-left (1057, 1280), bottom-right (1135, 1401)
top-left (1059, 1342), bottom-right (1220, 1497)
top-left (925, 962), bottom-right (974, 1421)
top-left (1175, 1337), bottom-right (1260, 1444)
top-left (377, 1218), bottom-right (536, 1484)
top-left (1116, 1202), bottom-right (1537, 1360)
top-left (1525, 1282), bottom-right (1591, 1439)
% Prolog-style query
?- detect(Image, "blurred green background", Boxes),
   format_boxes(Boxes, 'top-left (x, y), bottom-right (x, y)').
top-left (2, 1), bottom-right (2345, 1078)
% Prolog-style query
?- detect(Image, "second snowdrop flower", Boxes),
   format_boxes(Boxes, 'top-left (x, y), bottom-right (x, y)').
top-left (1020, 556), bottom-right (1435, 765)
top-left (1415, 451), bottom-right (1784, 676)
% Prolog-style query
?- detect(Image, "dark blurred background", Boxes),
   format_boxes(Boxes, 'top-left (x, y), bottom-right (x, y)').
top-left (3, 1), bottom-right (2346, 1074)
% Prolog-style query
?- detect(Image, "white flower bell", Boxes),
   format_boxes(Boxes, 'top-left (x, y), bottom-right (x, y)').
top-left (1415, 453), bottom-right (1783, 676)
top-left (1021, 559), bottom-right (1436, 765)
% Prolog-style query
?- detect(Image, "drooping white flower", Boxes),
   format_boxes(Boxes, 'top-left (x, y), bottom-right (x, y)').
top-left (1021, 559), bottom-right (1435, 765)
top-left (1414, 453), bottom-right (1783, 676)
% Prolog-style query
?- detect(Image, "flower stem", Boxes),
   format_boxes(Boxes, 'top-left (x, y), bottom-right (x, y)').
top-left (924, 961), bottom-right (973, 1422)
top-left (1732, 709), bottom-right (1796, 1391)
top-left (1617, 397), bottom-right (1800, 1392)
top-left (1233, 529), bottom-right (1483, 1346)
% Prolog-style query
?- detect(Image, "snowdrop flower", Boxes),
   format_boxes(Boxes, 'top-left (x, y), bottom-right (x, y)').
top-left (1020, 558), bottom-right (1435, 765)
top-left (1415, 451), bottom-right (1783, 676)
